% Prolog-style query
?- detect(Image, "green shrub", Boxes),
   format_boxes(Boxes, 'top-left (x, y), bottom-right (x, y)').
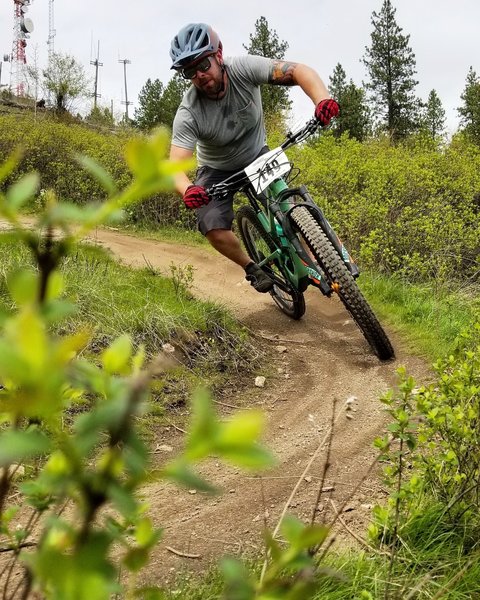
top-left (373, 323), bottom-right (480, 550)
top-left (415, 324), bottom-right (480, 532)
top-left (2, 111), bottom-right (480, 279)
top-left (0, 132), bottom-right (274, 599)
top-left (0, 112), bottom-right (196, 229)
top-left (292, 131), bottom-right (480, 282)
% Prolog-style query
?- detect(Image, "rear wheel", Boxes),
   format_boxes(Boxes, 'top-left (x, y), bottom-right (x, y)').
top-left (236, 205), bottom-right (306, 320)
top-left (290, 206), bottom-right (394, 360)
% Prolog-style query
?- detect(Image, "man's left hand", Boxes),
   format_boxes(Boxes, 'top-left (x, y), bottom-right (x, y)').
top-left (314, 99), bottom-right (339, 126)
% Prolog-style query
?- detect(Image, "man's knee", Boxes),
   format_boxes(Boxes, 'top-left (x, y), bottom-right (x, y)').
top-left (206, 228), bottom-right (229, 243)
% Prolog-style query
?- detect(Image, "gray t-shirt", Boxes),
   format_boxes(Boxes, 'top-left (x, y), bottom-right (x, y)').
top-left (171, 55), bottom-right (272, 171)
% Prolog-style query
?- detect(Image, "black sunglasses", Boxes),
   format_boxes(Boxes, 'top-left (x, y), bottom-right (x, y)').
top-left (181, 56), bottom-right (212, 80)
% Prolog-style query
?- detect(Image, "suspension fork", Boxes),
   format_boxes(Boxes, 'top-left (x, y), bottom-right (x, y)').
top-left (277, 185), bottom-right (360, 278)
top-left (246, 182), bottom-right (333, 296)
top-left (273, 203), bottom-right (333, 295)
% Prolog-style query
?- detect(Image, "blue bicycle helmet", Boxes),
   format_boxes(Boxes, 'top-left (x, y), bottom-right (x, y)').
top-left (170, 23), bottom-right (221, 69)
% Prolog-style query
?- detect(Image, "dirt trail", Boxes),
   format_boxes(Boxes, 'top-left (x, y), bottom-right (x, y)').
top-left (89, 227), bottom-right (428, 584)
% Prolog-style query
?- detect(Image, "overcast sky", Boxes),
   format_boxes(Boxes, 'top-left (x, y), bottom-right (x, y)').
top-left (1, 0), bottom-right (478, 133)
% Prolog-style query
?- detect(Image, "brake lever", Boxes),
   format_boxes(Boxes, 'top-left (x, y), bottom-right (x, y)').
top-left (206, 184), bottom-right (230, 201)
top-left (283, 118), bottom-right (320, 149)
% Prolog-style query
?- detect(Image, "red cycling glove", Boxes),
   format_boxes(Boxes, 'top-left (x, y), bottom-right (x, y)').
top-left (314, 98), bottom-right (339, 127)
top-left (183, 185), bottom-right (210, 209)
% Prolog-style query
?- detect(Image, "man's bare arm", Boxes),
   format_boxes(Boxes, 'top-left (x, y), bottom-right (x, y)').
top-left (269, 61), bottom-right (330, 105)
top-left (169, 145), bottom-right (194, 195)
top-left (269, 60), bottom-right (298, 86)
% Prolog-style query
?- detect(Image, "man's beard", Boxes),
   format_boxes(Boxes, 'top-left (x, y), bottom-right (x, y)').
top-left (198, 72), bottom-right (225, 98)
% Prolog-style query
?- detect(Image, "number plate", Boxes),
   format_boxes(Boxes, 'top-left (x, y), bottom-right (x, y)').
top-left (244, 147), bottom-right (290, 193)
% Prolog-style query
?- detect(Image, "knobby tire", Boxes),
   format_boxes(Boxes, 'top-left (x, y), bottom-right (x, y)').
top-left (290, 206), bottom-right (394, 360)
top-left (236, 205), bottom-right (306, 320)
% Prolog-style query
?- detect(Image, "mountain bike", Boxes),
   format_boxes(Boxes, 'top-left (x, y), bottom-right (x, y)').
top-left (207, 118), bottom-right (394, 360)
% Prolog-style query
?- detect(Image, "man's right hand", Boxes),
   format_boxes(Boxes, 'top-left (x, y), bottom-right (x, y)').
top-left (183, 185), bottom-right (210, 209)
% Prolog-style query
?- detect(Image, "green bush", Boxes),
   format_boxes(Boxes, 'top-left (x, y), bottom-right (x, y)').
top-left (373, 323), bottom-right (480, 549)
top-left (0, 112), bottom-right (195, 228)
top-left (292, 131), bottom-right (480, 282)
top-left (415, 325), bottom-right (480, 532)
top-left (2, 111), bottom-right (480, 280)
top-left (0, 132), bottom-right (275, 599)
top-left (0, 113), bottom-right (130, 202)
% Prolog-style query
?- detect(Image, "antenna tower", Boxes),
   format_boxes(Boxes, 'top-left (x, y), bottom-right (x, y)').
top-left (90, 41), bottom-right (103, 109)
top-left (47, 0), bottom-right (56, 67)
top-left (118, 58), bottom-right (132, 120)
top-left (11, 0), bottom-right (34, 97)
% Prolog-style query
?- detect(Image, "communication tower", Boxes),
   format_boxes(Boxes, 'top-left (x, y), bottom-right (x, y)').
top-left (118, 58), bottom-right (132, 120)
top-left (47, 0), bottom-right (56, 67)
top-left (91, 41), bottom-right (103, 109)
top-left (11, 0), bottom-right (35, 97)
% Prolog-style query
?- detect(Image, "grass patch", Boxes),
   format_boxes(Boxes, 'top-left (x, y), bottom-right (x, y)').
top-left (0, 234), bottom-right (260, 401)
top-left (162, 520), bottom-right (480, 599)
top-left (119, 222), bottom-right (209, 248)
top-left (316, 549), bottom-right (480, 599)
top-left (359, 272), bottom-right (480, 360)
top-left (162, 551), bottom-right (480, 599)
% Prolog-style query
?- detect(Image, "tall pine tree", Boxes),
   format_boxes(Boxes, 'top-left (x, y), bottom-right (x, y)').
top-left (458, 66), bottom-right (480, 145)
top-left (363, 0), bottom-right (419, 142)
top-left (329, 63), bottom-right (371, 141)
top-left (161, 75), bottom-right (190, 127)
top-left (243, 16), bottom-right (291, 118)
top-left (134, 74), bottom-right (189, 131)
top-left (134, 78), bottom-right (164, 130)
top-left (421, 89), bottom-right (446, 140)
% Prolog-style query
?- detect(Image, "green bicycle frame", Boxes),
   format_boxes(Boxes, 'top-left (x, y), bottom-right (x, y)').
top-left (248, 177), bottom-right (323, 292)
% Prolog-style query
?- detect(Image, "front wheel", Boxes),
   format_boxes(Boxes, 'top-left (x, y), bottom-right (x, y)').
top-left (290, 206), bottom-right (394, 360)
top-left (236, 205), bottom-right (306, 320)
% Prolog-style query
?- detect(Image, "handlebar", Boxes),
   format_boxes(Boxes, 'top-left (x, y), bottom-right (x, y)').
top-left (281, 117), bottom-right (321, 150)
top-left (206, 117), bottom-right (323, 200)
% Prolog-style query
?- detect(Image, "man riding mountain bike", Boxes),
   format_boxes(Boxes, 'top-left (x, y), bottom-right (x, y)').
top-left (169, 22), bottom-right (339, 293)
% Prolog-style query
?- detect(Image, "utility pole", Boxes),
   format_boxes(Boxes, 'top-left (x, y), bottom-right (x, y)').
top-left (118, 58), bottom-right (132, 121)
top-left (46, 0), bottom-right (55, 105)
top-left (47, 0), bottom-right (55, 66)
top-left (90, 41), bottom-right (103, 109)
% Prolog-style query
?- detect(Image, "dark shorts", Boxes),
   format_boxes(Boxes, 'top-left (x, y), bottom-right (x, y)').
top-left (194, 146), bottom-right (270, 236)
